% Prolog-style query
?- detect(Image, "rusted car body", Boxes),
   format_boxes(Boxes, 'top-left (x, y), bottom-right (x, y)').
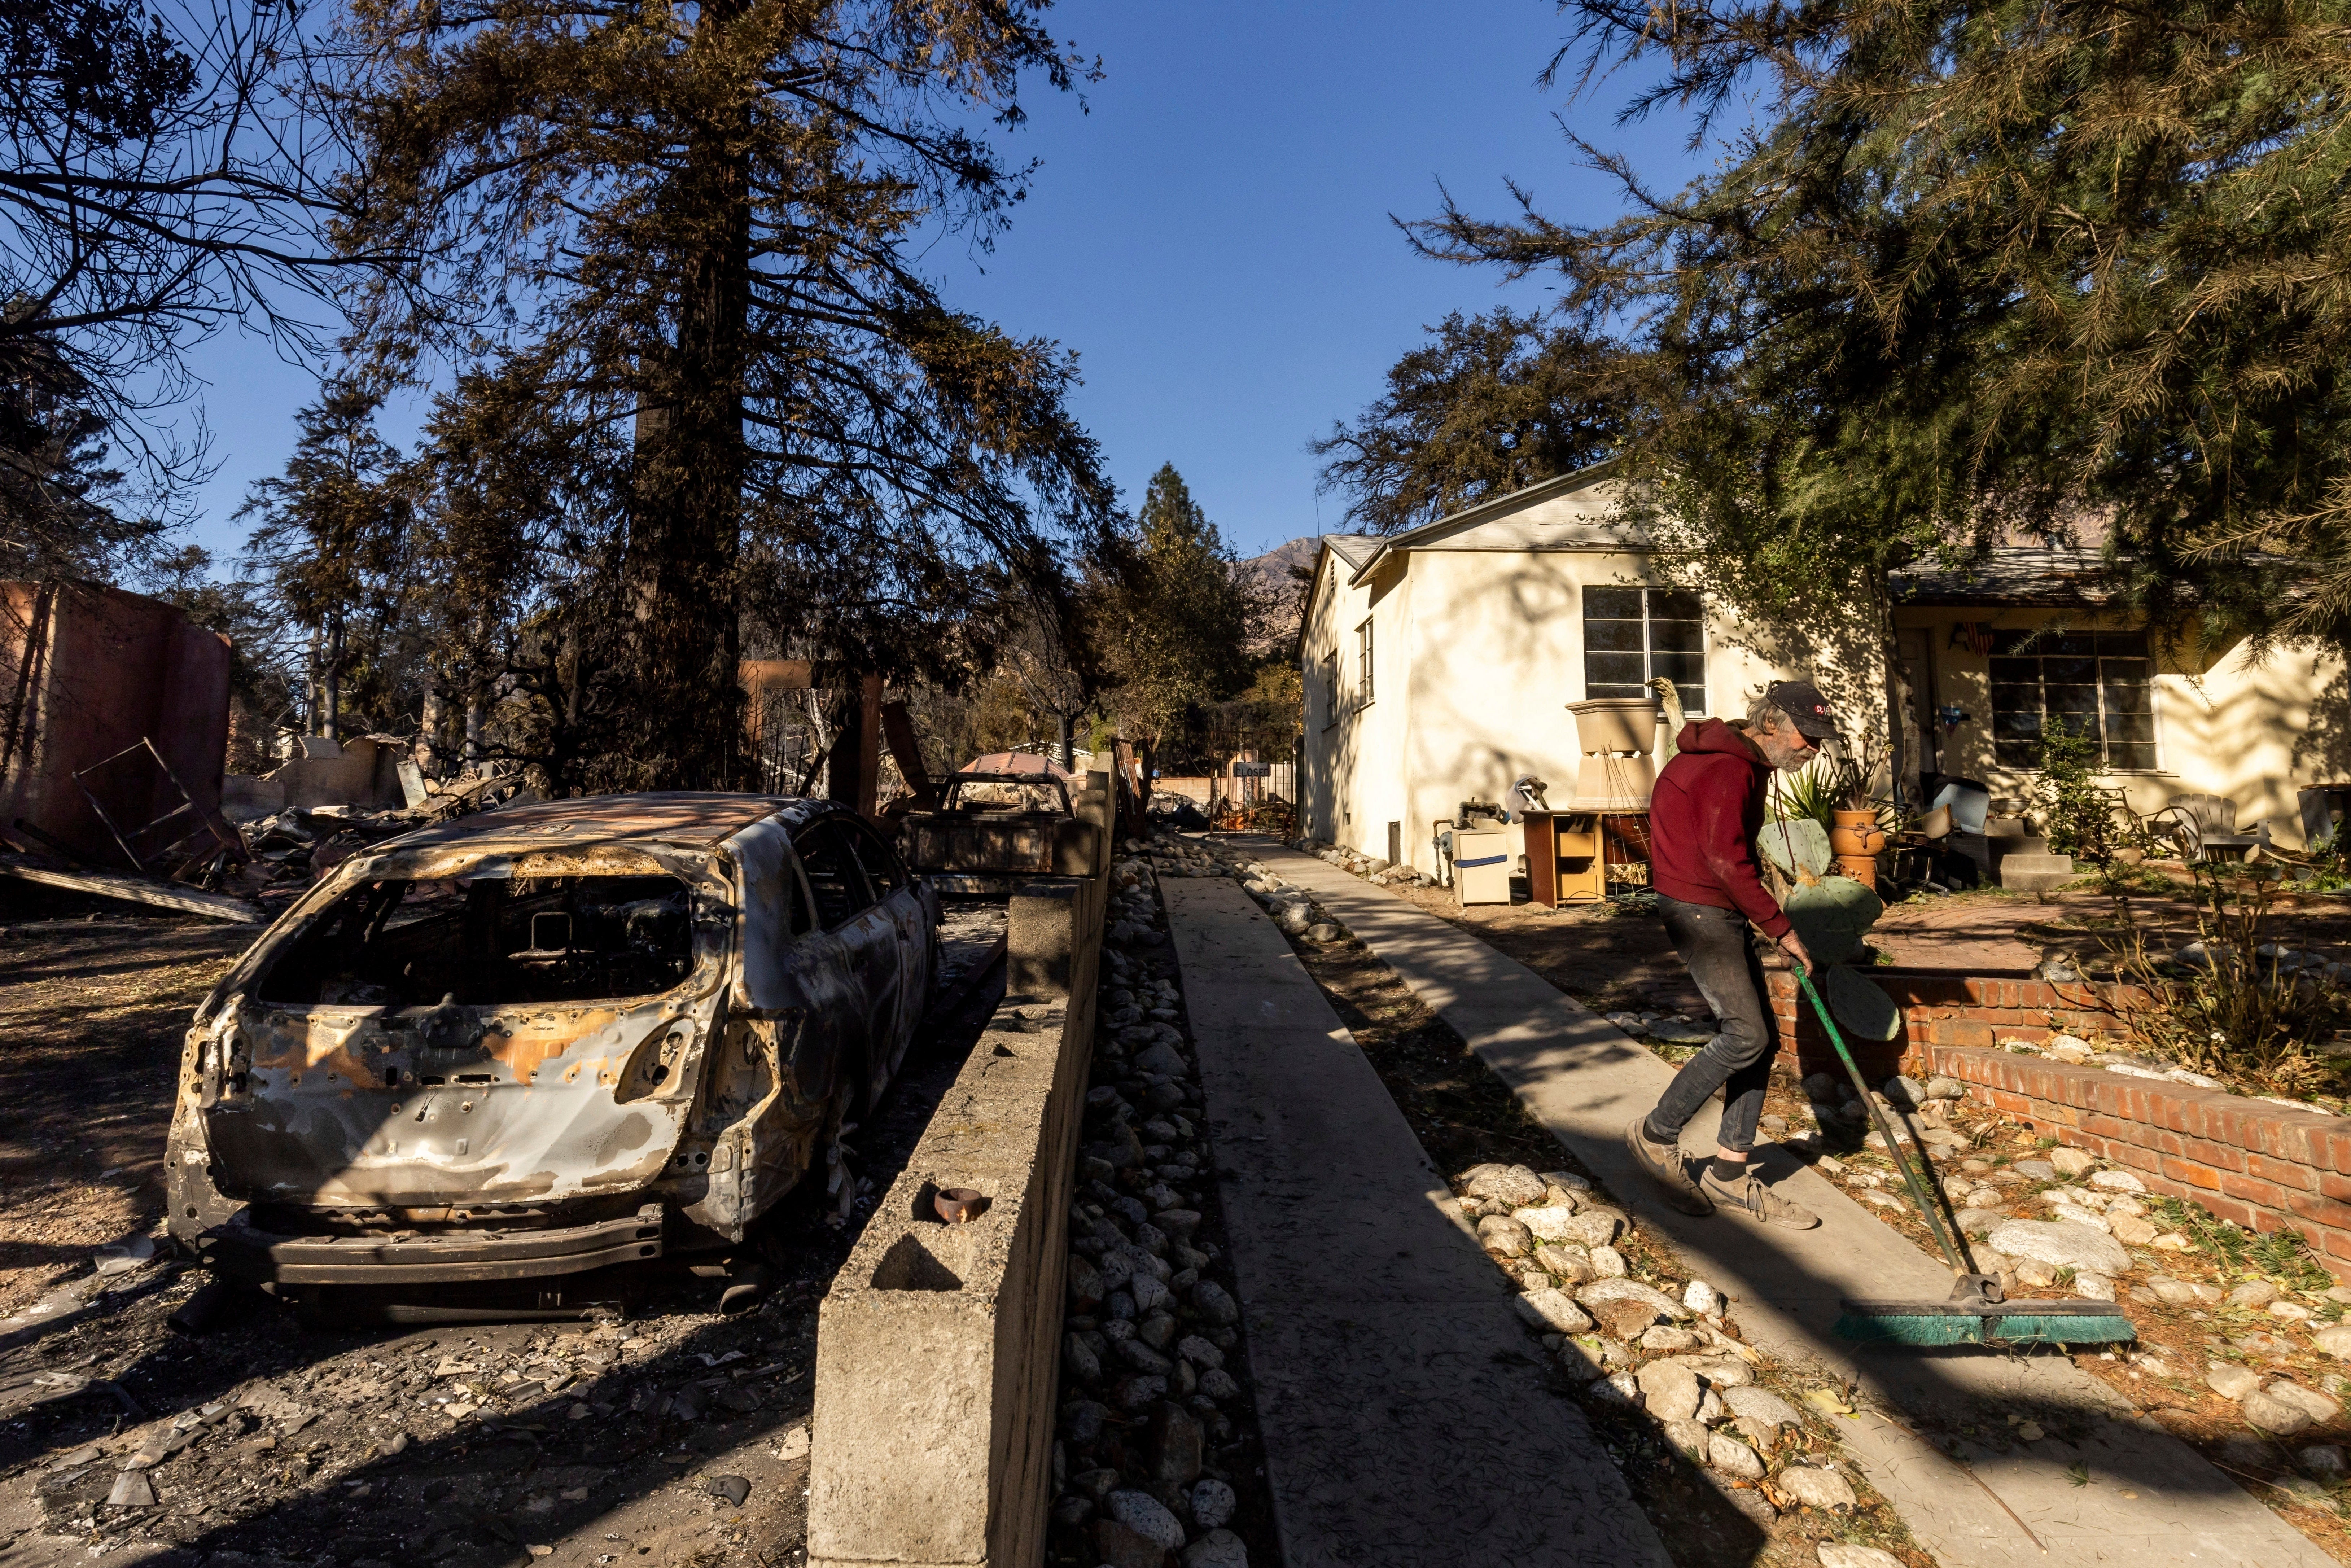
top-left (898, 771), bottom-right (1096, 894)
top-left (165, 793), bottom-right (937, 1305)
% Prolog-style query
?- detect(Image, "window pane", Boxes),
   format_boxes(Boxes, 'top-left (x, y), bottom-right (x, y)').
top-left (1992, 709), bottom-right (2044, 739)
top-left (2103, 681), bottom-right (2152, 717)
top-left (1587, 682), bottom-right (1648, 701)
top-left (1652, 652), bottom-right (1704, 687)
top-left (1664, 678), bottom-right (1707, 716)
top-left (1988, 683), bottom-right (2040, 716)
top-left (2096, 632), bottom-right (2151, 657)
top-left (1649, 618), bottom-right (1704, 652)
top-left (1585, 587), bottom-right (1643, 620)
top-left (2044, 684), bottom-right (2099, 717)
top-left (2043, 656), bottom-right (2096, 684)
top-left (1987, 630), bottom-right (2034, 654)
top-left (1995, 739), bottom-right (2041, 766)
top-left (2102, 659), bottom-right (2152, 687)
top-left (2105, 711), bottom-right (2155, 745)
top-left (2109, 743), bottom-right (2158, 770)
top-left (794, 824), bottom-right (874, 929)
top-left (1585, 619), bottom-right (1645, 652)
top-left (1586, 652), bottom-right (1645, 687)
top-left (1649, 590), bottom-right (1703, 621)
top-left (2044, 632), bottom-right (2096, 657)
top-left (1989, 658), bottom-right (2041, 685)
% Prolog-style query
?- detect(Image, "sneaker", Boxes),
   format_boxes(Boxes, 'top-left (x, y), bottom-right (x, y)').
top-left (1625, 1118), bottom-right (1712, 1216)
top-left (1701, 1169), bottom-right (1821, 1229)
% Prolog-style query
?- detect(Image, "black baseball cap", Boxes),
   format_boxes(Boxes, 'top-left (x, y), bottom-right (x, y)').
top-left (1766, 680), bottom-right (1842, 743)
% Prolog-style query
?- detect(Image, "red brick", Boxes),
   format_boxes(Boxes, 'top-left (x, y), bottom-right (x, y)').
top-left (2218, 1172), bottom-right (2290, 1212)
top-left (2246, 1152), bottom-right (2319, 1192)
top-left (2160, 1156), bottom-right (2222, 1193)
top-left (2181, 1137), bottom-right (2250, 1174)
top-left (2281, 1192), bottom-right (2351, 1231)
top-left (2205, 1194), bottom-right (2260, 1230)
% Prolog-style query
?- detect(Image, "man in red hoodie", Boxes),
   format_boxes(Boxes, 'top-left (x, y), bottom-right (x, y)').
top-left (1624, 680), bottom-right (1839, 1227)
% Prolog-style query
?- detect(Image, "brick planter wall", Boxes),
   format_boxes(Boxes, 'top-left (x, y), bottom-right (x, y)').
top-left (1925, 1046), bottom-right (2351, 1281)
top-left (1762, 966), bottom-right (2154, 1081)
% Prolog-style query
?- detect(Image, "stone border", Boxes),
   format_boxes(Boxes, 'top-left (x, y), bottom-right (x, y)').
top-left (807, 778), bottom-right (1110, 1568)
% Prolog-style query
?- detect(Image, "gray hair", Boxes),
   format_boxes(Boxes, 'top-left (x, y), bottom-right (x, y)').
top-left (1746, 693), bottom-right (1790, 730)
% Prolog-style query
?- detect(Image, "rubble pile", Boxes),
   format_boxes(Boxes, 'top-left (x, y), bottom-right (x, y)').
top-left (1296, 837), bottom-right (1435, 889)
top-left (3, 1267), bottom-right (819, 1567)
top-left (1048, 836), bottom-right (1268, 1568)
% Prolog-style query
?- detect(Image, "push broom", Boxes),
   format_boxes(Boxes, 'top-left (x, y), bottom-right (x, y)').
top-left (1794, 967), bottom-right (2135, 1348)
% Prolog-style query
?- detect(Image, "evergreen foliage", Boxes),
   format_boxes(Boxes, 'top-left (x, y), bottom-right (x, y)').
top-left (1407, 0), bottom-right (2351, 658)
top-left (323, 0), bottom-right (1115, 787)
top-left (1312, 309), bottom-right (1636, 534)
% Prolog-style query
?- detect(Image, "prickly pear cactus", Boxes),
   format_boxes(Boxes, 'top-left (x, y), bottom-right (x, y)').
top-left (1825, 960), bottom-right (1901, 1040)
top-left (1760, 817), bottom-right (1831, 881)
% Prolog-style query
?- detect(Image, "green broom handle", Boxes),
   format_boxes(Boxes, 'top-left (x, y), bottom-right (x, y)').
top-left (1794, 964), bottom-right (1974, 1280)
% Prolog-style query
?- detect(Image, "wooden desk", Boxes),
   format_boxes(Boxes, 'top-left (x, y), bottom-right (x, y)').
top-left (1525, 810), bottom-right (1651, 907)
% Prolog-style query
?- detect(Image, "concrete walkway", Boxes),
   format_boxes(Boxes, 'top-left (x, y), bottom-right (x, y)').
top-left (1161, 878), bottom-right (1672, 1568)
top-left (1232, 837), bottom-right (2334, 1568)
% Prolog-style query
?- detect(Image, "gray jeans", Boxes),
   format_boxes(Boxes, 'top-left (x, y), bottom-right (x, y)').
top-left (1644, 896), bottom-right (1777, 1154)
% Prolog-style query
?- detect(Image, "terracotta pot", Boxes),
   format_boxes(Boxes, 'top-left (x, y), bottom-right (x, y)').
top-left (1834, 852), bottom-right (1879, 886)
top-left (1829, 809), bottom-right (1887, 858)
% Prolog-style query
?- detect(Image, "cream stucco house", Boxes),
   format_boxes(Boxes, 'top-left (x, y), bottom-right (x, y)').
top-left (1297, 464), bottom-right (2351, 875)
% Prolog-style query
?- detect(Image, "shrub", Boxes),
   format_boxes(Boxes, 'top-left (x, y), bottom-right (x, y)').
top-left (2037, 721), bottom-right (2114, 862)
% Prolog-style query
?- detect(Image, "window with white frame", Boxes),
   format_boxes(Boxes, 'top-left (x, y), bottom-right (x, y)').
top-left (1322, 653), bottom-right (1338, 729)
top-left (1584, 587), bottom-right (1706, 713)
top-left (1357, 617), bottom-right (1374, 706)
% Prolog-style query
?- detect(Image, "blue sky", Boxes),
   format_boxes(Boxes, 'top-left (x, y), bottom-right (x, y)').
top-left (171, 0), bottom-right (1704, 568)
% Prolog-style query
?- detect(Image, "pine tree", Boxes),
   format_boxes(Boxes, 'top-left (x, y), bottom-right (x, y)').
top-left (325, 0), bottom-right (1114, 788)
top-left (238, 378), bottom-right (413, 741)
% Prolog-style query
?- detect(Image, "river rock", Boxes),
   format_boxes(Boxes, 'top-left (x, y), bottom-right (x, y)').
top-left (2010, 1160), bottom-right (2058, 1180)
top-left (2245, 1386), bottom-right (2316, 1436)
top-left (1557, 1209), bottom-right (1625, 1249)
top-left (2264, 1381), bottom-right (2342, 1425)
top-left (1463, 1164), bottom-right (1549, 1206)
top-left (2229, 1280), bottom-right (2279, 1308)
top-left (1817, 1547), bottom-right (1905, 1568)
top-left (1182, 1530), bottom-right (1248, 1568)
top-left (1516, 1289), bottom-right (1595, 1335)
top-left (1535, 1244), bottom-right (1595, 1284)
top-left (1477, 1215), bottom-right (1534, 1257)
top-left (2073, 1271), bottom-right (2117, 1301)
top-left (1577, 1278), bottom-right (1690, 1320)
top-left (1637, 1359), bottom-right (1703, 1422)
top-left (1515, 1205), bottom-right (1584, 1243)
top-left (1985, 1219), bottom-right (2130, 1275)
top-left (2109, 1215), bottom-right (2159, 1245)
top-left (1104, 1490), bottom-right (1186, 1551)
top-left (2088, 1169), bottom-right (2146, 1192)
top-left (2050, 1148), bottom-right (2096, 1176)
top-left (2312, 1324), bottom-right (2351, 1359)
top-left (1191, 1479), bottom-right (1236, 1529)
top-left (1684, 1279), bottom-right (1721, 1314)
top-left (2208, 1362), bottom-right (2262, 1401)
top-left (1778, 1464), bottom-right (1858, 1512)
top-left (1708, 1432), bottom-right (1766, 1479)
top-left (1588, 1245), bottom-right (1628, 1278)
top-left (1722, 1386), bottom-right (1803, 1431)
top-left (1662, 1418), bottom-right (1710, 1459)
top-left (1954, 1207), bottom-right (2005, 1237)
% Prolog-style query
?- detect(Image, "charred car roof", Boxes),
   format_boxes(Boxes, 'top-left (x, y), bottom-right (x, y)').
top-left (369, 791), bottom-right (841, 858)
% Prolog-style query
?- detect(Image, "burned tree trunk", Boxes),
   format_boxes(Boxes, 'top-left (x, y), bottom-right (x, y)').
top-left (621, 28), bottom-right (751, 791)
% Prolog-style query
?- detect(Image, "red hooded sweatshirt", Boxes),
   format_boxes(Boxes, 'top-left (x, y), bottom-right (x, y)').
top-left (1647, 719), bottom-right (1791, 938)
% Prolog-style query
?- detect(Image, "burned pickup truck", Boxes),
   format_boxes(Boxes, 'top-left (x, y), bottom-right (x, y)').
top-left (165, 792), bottom-right (937, 1315)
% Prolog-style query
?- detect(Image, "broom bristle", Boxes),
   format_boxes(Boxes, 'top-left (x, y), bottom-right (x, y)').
top-left (1833, 1311), bottom-right (1987, 1346)
top-left (1983, 1311), bottom-right (2136, 1346)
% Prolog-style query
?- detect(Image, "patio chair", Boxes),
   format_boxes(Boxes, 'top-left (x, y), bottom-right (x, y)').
top-left (2151, 793), bottom-right (2265, 860)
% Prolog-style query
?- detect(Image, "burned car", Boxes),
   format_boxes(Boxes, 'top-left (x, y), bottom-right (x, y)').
top-left (898, 770), bottom-right (1094, 895)
top-left (165, 792), bottom-right (937, 1314)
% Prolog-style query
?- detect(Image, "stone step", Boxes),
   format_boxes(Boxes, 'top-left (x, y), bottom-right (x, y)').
top-left (1998, 851), bottom-right (2078, 892)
